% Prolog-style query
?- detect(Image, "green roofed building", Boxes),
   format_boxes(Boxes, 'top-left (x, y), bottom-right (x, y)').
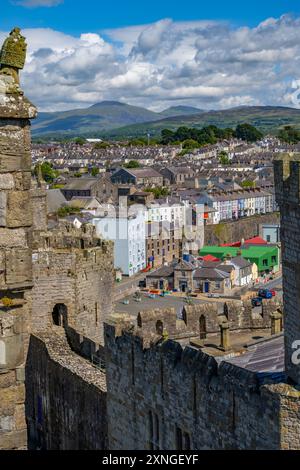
top-left (199, 245), bottom-right (280, 275)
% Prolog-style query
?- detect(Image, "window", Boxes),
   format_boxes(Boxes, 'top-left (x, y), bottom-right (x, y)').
top-left (37, 396), bottom-right (43, 425)
top-left (263, 259), bottom-right (268, 266)
top-left (156, 320), bottom-right (164, 336)
top-left (149, 411), bottom-right (160, 450)
top-left (271, 256), bottom-right (277, 263)
top-left (176, 426), bottom-right (191, 450)
top-left (266, 235), bottom-right (271, 243)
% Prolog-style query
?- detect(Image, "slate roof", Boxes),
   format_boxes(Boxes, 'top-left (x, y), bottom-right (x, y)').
top-left (147, 265), bottom-right (175, 278)
top-left (174, 259), bottom-right (194, 271)
top-left (193, 267), bottom-right (230, 280)
top-left (225, 335), bottom-right (284, 376)
top-left (46, 189), bottom-right (67, 213)
top-left (69, 197), bottom-right (100, 209)
top-left (62, 178), bottom-right (98, 191)
top-left (126, 168), bottom-right (163, 178)
top-left (230, 256), bottom-right (252, 268)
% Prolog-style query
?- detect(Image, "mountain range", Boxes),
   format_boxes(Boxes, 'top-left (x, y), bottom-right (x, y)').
top-left (31, 101), bottom-right (300, 139)
top-left (32, 101), bottom-right (203, 138)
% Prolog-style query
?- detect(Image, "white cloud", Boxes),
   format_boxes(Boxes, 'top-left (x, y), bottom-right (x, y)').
top-left (13, 0), bottom-right (63, 7)
top-left (4, 14), bottom-right (300, 112)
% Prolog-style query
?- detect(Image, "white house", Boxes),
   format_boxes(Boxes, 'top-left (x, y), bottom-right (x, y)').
top-left (93, 209), bottom-right (146, 277)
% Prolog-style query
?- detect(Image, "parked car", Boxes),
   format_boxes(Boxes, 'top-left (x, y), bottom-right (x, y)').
top-left (251, 297), bottom-right (263, 307)
top-left (269, 289), bottom-right (276, 297)
top-left (258, 289), bottom-right (273, 299)
top-left (208, 293), bottom-right (220, 298)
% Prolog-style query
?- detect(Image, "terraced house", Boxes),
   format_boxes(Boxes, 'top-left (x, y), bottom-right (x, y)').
top-left (200, 188), bottom-right (276, 224)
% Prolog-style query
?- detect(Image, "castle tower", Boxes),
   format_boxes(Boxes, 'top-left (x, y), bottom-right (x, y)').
top-left (0, 28), bottom-right (37, 449)
top-left (274, 153), bottom-right (300, 384)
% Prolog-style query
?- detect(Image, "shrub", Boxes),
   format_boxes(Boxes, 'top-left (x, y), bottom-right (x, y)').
top-left (1, 297), bottom-right (13, 308)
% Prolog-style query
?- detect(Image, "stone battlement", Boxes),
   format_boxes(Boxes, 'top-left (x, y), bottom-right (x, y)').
top-left (114, 298), bottom-right (281, 348)
top-left (104, 318), bottom-right (300, 450)
top-left (274, 153), bottom-right (300, 206)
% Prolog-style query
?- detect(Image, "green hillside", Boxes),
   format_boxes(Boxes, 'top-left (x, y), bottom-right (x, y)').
top-left (159, 105), bottom-right (204, 117)
top-left (103, 106), bottom-right (300, 139)
top-left (32, 101), bottom-right (162, 136)
top-left (32, 103), bottom-right (300, 140)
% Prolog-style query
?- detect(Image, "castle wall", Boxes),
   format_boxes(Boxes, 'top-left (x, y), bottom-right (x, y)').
top-left (274, 154), bottom-right (300, 384)
top-left (25, 331), bottom-right (107, 450)
top-left (31, 235), bottom-right (114, 346)
top-left (0, 78), bottom-right (37, 449)
top-left (105, 323), bottom-right (300, 450)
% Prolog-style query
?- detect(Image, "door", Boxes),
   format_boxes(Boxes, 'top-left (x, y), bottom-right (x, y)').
top-left (204, 281), bottom-right (210, 293)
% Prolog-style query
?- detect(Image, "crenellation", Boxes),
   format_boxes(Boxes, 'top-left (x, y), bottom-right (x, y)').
top-left (105, 319), bottom-right (294, 449)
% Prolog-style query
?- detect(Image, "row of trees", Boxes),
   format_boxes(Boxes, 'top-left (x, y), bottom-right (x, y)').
top-left (161, 123), bottom-right (263, 146)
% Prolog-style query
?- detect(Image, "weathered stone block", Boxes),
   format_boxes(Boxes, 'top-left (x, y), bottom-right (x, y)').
top-left (6, 191), bottom-right (32, 227)
top-left (15, 366), bottom-right (25, 383)
top-left (0, 228), bottom-right (26, 247)
top-left (14, 171), bottom-right (31, 191)
top-left (0, 371), bottom-right (16, 388)
top-left (0, 415), bottom-right (14, 432)
top-left (0, 384), bottom-right (25, 413)
top-left (5, 247), bottom-right (32, 284)
top-left (0, 191), bottom-right (6, 226)
top-left (0, 334), bottom-right (24, 370)
top-left (0, 429), bottom-right (27, 450)
top-left (14, 404), bottom-right (26, 430)
top-left (0, 174), bottom-right (14, 190)
top-left (0, 152), bottom-right (31, 173)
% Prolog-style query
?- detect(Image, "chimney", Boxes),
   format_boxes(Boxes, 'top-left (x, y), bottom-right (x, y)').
top-left (271, 309), bottom-right (283, 336)
top-left (220, 321), bottom-right (230, 351)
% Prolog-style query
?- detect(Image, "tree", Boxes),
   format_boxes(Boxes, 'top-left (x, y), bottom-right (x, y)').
top-left (124, 160), bottom-right (140, 169)
top-left (57, 206), bottom-right (81, 218)
top-left (34, 162), bottom-right (57, 183)
top-left (218, 151), bottom-right (230, 165)
top-left (235, 124), bottom-right (263, 142)
top-left (94, 141), bottom-right (110, 149)
top-left (74, 137), bottom-right (86, 145)
top-left (128, 138), bottom-right (146, 146)
top-left (278, 126), bottom-right (300, 144)
top-left (91, 167), bottom-right (99, 177)
top-left (182, 139), bottom-right (199, 150)
top-left (161, 128), bottom-right (175, 145)
top-left (145, 186), bottom-right (170, 198)
top-left (241, 180), bottom-right (256, 188)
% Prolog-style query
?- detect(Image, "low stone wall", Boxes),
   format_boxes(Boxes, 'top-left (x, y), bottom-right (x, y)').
top-left (204, 213), bottom-right (280, 245)
top-left (25, 330), bottom-right (107, 450)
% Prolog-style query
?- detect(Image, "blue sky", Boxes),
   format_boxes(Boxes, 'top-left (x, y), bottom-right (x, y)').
top-left (2, 1), bottom-right (300, 112)
top-left (2, 0), bottom-right (300, 35)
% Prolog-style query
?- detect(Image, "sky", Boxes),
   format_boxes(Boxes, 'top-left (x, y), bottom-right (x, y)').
top-left (2, 0), bottom-right (300, 112)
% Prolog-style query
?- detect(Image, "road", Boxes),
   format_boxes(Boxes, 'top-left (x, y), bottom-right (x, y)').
top-left (114, 269), bottom-right (160, 299)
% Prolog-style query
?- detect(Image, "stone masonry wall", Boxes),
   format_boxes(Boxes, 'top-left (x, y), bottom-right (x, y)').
top-left (31, 232), bottom-right (114, 346)
top-left (0, 77), bottom-right (37, 449)
top-left (25, 330), bottom-right (107, 450)
top-left (274, 154), bottom-right (300, 384)
top-left (204, 213), bottom-right (280, 245)
top-left (105, 322), bottom-right (300, 450)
